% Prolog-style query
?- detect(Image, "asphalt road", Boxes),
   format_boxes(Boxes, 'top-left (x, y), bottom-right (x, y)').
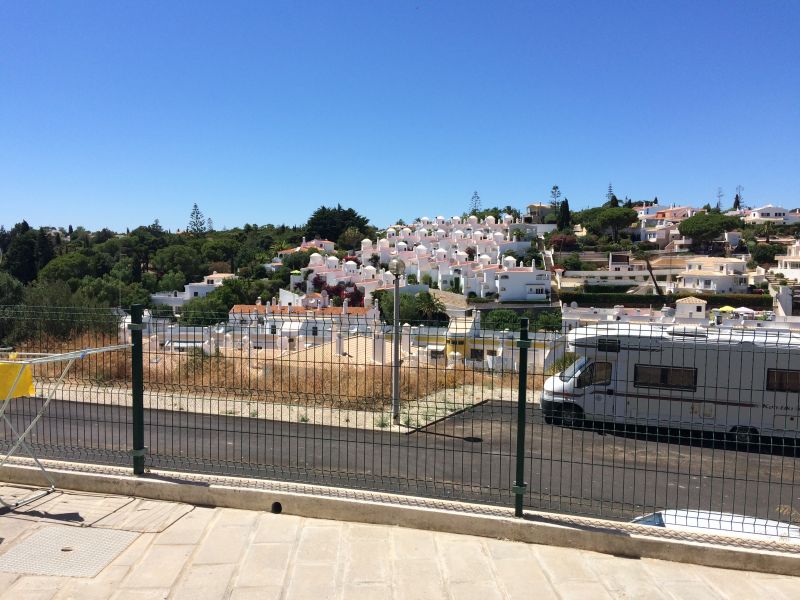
top-left (2, 397), bottom-right (799, 524)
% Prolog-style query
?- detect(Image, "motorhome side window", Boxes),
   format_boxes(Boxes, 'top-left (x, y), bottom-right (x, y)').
top-left (596, 338), bottom-right (620, 353)
top-left (634, 365), bottom-right (697, 391)
top-left (766, 369), bottom-right (800, 393)
top-left (577, 362), bottom-right (612, 387)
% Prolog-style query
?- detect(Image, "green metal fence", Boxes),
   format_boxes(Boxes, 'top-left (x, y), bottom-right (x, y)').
top-left (2, 304), bottom-right (800, 540)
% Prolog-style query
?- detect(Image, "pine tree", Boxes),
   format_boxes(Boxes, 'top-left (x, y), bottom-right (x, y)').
top-left (468, 191), bottom-right (481, 214)
top-left (188, 203), bottom-right (206, 234)
top-left (733, 193), bottom-right (742, 211)
top-left (549, 185), bottom-right (561, 213)
top-left (607, 183), bottom-right (614, 202)
top-left (206, 218), bottom-right (214, 232)
top-left (35, 228), bottom-right (54, 270)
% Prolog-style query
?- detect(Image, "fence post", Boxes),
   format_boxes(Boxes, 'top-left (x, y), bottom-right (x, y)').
top-left (130, 304), bottom-right (145, 475)
top-left (513, 318), bottom-right (530, 517)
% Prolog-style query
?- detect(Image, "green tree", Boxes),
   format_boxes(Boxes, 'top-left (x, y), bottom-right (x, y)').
top-left (483, 309), bottom-right (521, 331)
top-left (202, 237), bottom-right (238, 272)
top-left (337, 226), bottom-right (363, 251)
top-left (678, 213), bottom-right (742, 249)
top-left (549, 185), bottom-right (561, 213)
top-left (469, 191), bottom-right (481, 214)
top-left (305, 204), bottom-right (370, 242)
top-left (157, 271), bottom-right (186, 292)
top-left (35, 228), bottom-right (55, 270)
top-left (557, 198), bottom-right (571, 231)
top-left (415, 291), bottom-right (446, 320)
top-left (533, 311), bottom-right (562, 332)
top-left (0, 272), bottom-right (23, 305)
top-left (4, 231), bottom-right (38, 283)
top-left (152, 246), bottom-right (205, 282)
top-left (595, 207), bottom-right (637, 241)
top-left (188, 203), bottom-right (206, 235)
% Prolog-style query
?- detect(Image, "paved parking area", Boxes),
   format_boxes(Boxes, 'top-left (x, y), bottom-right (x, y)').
top-left (0, 485), bottom-right (799, 599)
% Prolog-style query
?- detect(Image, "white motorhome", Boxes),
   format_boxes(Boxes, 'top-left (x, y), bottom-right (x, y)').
top-left (541, 324), bottom-right (800, 445)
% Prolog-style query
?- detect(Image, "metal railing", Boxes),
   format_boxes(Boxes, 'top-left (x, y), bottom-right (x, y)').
top-left (2, 303), bottom-right (800, 541)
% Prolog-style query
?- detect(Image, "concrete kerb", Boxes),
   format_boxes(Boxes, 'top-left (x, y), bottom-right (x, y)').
top-left (1, 460), bottom-right (799, 577)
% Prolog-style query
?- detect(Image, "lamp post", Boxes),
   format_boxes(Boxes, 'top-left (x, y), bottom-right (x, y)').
top-left (388, 258), bottom-right (405, 423)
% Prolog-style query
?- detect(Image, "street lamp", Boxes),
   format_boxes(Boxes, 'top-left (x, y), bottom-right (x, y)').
top-left (388, 258), bottom-right (405, 423)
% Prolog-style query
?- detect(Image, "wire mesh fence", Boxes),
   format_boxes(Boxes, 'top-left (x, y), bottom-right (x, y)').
top-left (0, 305), bottom-right (132, 467)
top-left (2, 304), bottom-right (800, 540)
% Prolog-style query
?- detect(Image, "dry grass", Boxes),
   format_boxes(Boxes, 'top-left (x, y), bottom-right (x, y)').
top-left (17, 335), bottom-right (543, 409)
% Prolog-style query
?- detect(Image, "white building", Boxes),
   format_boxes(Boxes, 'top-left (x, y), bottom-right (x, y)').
top-left (771, 240), bottom-right (800, 281)
top-left (670, 258), bottom-right (749, 294)
top-left (355, 213), bottom-right (551, 303)
top-left (150, 272), bottom-right (237, 312)
top-left (744, 205), bottom-right (797, 225)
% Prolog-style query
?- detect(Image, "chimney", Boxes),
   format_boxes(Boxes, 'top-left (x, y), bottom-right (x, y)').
top-left (287, 302), bottom-right (293, 314)
top-left (402, 323), bottom-right (411, 355)
top-left (342, 298), bottom-right (349, 315)
top-left (255, 296), bottom-right (262, 306)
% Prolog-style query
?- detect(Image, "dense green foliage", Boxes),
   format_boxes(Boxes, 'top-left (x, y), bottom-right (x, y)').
top-left (0, 205), bottom-right (372, 313)
top-left (482, 309), bottom-right (562, 332)
top-left (677, 213), bottom-right (742, 248)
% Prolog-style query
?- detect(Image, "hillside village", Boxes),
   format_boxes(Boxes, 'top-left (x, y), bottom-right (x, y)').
top-left (4, 189), bottom-right (800, 345)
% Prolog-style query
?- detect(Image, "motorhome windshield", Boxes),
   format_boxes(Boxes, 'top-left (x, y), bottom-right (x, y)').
top-left (559, 357), bottom-right (588, 382)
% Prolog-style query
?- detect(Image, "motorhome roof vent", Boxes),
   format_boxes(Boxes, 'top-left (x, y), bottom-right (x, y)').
top-left (667, 326), bottom-right (708, 338)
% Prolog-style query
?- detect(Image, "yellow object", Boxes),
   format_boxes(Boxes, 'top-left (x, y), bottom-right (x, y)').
top-left (0, 363), bottom-right (36, 400)
top-left (718, 306), bottom-right (735, 312)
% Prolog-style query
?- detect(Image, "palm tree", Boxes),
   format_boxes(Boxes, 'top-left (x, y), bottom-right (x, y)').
top-left (632, 247), bottom-right (664, 298)
top-left (416, 292), bottom-right (446, 321)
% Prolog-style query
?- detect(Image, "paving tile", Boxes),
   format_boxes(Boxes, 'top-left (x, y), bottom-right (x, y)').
top-left (229, 587), bottom-right (283, 600)
top-left (190, 511), bottom-right (256, 565)
top-left (661, 580), bottom-right (724, 599)
top-left (55, 580), bottom-right (121, 600)
top-left (111, 532), bottom-right (157, 567)
top-left (642, 557), bottom-right (704, 582)
top-left (758, 578), bottom-right (800, 599)
top-left (151, 506), bottom-right (216, 545)
top-left (341, 583), bottom-right (393, 599)
top-left (483, 538), bottom-right (535, 561)
top-left (391, 527), bottom-right (437, 559)
top-left (171, 563), bottom-right (236, 600)
top-left (451, 580), bottom-right (506, 600)
top-left (555, 581), bottom-right (615, 600)
top-left (4, 575), bottom-right (64, 591)
top-left (345, 539), bottom-right (391, 584)
top-left (347, 522), bottom-right (391, 541)
top-left (294, 524), bottom-right (342, 563)
top-left (110, 589), bottom-right (170, 600)
top-left (532, 545), bottom-right (598, 583)
top-left (284, 562), bottom-right (339, 599)
top-left (1, 590), bottom-right (57, 600)
top-left (392, 558), bottom-right (446, 600)
top-left (0, 515), bottom-right (38, 545)
top-left (588, 555), bottom-right (667, 599)
top-left (492, 557), bottom-right (558, 600)
top-left (253, 513), bottom-right (302, 543)
top-left (437, 536), bottom-right (493, 583)
top-left (234, 542), bottom-right (293, 588)
top-left (118, 544), bottom-right (193, 589)
top-left (0, 572), bottom-right (20, 590)
top-left (697, 566), bottom-right (773, 599)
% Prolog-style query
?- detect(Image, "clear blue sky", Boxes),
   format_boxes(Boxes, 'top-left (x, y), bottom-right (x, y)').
top-left (1, 1), bottom-right (798, 232)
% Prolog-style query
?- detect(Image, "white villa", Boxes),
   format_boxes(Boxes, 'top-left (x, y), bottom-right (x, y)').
top-left (771, 240), bottom-right (800, 281)
top-left (743, 205), bottom-right (799, 225)
top-left (150, 272), bottom-right (237, 312)
top-left (670, 257), bottom-right (750, 294)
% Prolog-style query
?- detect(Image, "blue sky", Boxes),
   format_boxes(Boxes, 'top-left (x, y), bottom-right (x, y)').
top-left (1, 1), bottom-right (798, 232)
